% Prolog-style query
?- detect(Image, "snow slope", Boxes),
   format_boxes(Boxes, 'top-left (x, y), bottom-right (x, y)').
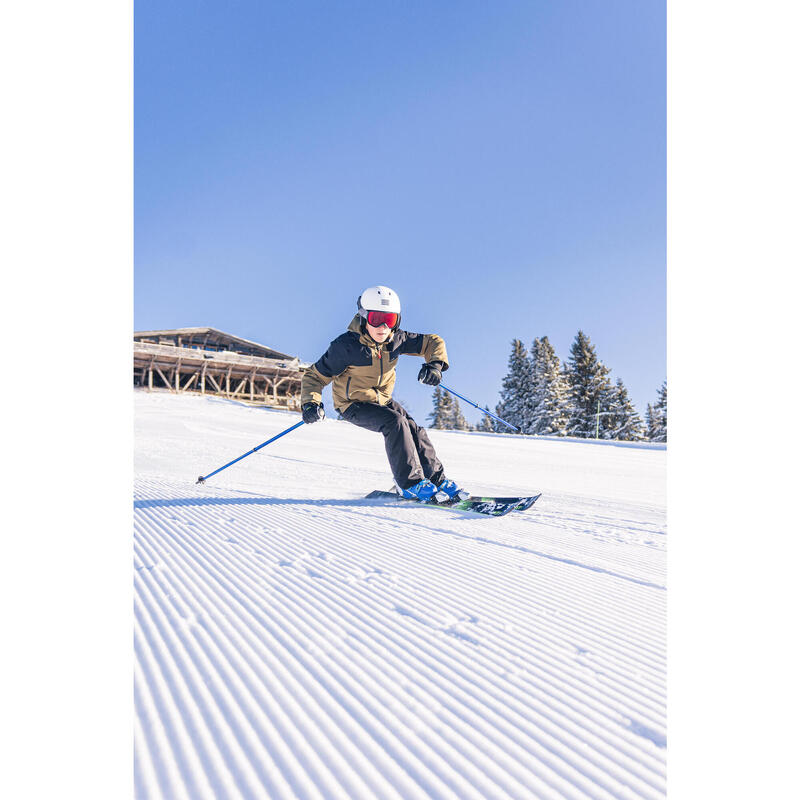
top-left (134, 391), bottom-right (666, 800)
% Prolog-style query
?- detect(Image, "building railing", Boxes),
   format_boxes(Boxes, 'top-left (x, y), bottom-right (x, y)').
top-left (133, 341), bottom-right (306, 371)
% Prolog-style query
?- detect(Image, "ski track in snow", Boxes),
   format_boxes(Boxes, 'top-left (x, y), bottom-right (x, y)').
top-left (134, 392), bottom-right (666, 800)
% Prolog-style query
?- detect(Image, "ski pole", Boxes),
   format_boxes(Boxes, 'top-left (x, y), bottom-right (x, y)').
top-left (196, 420), bottom-right (305, 484)
top-left (439, 383), bottom-right (520, 432)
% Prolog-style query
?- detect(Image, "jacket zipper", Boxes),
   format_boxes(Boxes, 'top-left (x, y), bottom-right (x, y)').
top-left (346, 376), bottom-right (351, 400)
top-left (377, 348), bottom-right (383, 402)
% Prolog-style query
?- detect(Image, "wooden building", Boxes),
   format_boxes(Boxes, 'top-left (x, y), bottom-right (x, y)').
top-left (134, 328), bottom-right (307, 410)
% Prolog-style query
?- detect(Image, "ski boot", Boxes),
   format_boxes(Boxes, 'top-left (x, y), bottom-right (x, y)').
top-left (434, 479), bottom-right (470, 504)
top-left (397, 479), bottom-right (438, 502)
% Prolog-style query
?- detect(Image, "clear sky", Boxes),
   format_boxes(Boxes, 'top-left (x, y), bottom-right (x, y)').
top-left (135, 0), bottom-right (665, 424)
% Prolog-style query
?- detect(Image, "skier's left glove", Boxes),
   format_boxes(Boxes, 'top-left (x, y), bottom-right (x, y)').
top-left (418, 362), bottom-right (443, 386)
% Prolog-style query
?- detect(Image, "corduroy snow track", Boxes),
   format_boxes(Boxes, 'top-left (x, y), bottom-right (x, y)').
top-left (134, 392), bottom-right (666, 800)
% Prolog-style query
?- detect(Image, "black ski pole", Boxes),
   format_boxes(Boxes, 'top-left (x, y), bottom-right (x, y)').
top-left (196, 420), bottom-right (305, 484)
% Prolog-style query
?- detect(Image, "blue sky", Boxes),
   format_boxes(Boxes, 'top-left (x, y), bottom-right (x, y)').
top-left (135, 0), bottom-right (665, 424)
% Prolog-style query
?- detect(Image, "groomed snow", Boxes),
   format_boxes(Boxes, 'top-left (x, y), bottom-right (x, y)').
top-left (134, 391), bottom-right (666, 800)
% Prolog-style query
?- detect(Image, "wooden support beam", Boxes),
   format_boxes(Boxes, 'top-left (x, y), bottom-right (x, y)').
top-left (272, 376), bottom-right (290, 404)
top-left (133, 336), bottom-right (305, 401)
top-left (153, 364), bottom-right (172, 390)
top-left (205, 373), bottom-right (222, 394)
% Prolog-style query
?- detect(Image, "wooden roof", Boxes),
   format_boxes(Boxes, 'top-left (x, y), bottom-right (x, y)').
top-left (133, 327), bottom-right (298, 362)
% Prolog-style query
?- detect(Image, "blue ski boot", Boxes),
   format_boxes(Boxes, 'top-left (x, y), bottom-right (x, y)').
top-left (434, 479), bottom-right (470, 503)
top-left (398, 479), bottom-right (438, 502)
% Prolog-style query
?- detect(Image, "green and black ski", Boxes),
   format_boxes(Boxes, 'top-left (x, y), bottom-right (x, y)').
top-left (365, 490), bottom-right (541, 517)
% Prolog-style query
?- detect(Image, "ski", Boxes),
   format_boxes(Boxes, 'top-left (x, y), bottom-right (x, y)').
top-left (471, 494), bottom-right (542, 512)
top-left (365, 490), bottom-right (541, 517)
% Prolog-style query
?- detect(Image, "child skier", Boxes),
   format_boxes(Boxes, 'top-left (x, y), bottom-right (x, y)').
top-left (300, 285), bottom-right (468, 502)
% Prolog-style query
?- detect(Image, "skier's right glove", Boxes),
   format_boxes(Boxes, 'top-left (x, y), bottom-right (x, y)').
top-left (302, 402), bottom-right (325, 424)
top-left (417, 362), bottom-right (443, 386)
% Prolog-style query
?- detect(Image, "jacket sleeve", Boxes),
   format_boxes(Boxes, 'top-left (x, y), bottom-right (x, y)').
top-left (395, 331), bottom-right (449, 371)
top-left (300, 335), bottom-right (352, 405)
top-left (300, 364), bottom-right (332, 406)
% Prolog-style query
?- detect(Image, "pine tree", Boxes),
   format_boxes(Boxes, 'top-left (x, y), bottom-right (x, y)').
top-left (475, 406), bottom-right (495, 432)
top-left (647, 381), bottom-right (667, 442)
top-left (450, 395), bottom-right (471, 430)
top-left (493, 399), bottom-right (507, 433)
top-left (529, 336), bottom-right (570, 436)
top-left (428, 386), bottom-right (471, 430)
top-left (496, 339), bottom-right (534, 433)
top-left (439, 390), bottom-right (457, 429)
top-left (645, 403), bottom-right (657, 440)
top-left (565, 330), bottom-right (613, 438)
top-left (606, 378), bottom-right (645, 441)
top-left (428, 386), bottom-right (448, 429)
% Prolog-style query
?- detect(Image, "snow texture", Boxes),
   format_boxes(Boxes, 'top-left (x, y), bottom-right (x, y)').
top-left (135, 391), bottom-right (666, 800)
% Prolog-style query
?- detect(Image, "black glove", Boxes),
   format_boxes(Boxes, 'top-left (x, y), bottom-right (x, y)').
top-left (417, 362), bottom-right (443, 386)
top-left (302, 402), bottom-right (325, 424)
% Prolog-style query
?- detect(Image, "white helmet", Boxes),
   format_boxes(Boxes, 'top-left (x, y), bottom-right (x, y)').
top-left (357, 285), bottom-right (402, 328)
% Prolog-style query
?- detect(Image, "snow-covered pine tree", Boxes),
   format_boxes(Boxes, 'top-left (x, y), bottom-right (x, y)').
top-left (429, 385), bottom-right (472, 430)
top-left (496, 339), bottom-right (534, 433)
top-left (450, 395), bottom-right (471, 430)
top-left (606, 378), bottom-right (645, 441)
top-left (647, 381), bottom-right (667, 442)
top-left (493, 399), bottom-right (507, 433)
top-left (428, 386), bottom-right (449, 429)
top-left (529, 336), bottom-right (570, 436)
top-left (565, 330), bottom-right (614, 438)
top-left (439, 390), bottom-right (457, 429)
top-left (475, 406), bottom-right (495, 432)
top-left (645, 403), bottom-right (657, 440)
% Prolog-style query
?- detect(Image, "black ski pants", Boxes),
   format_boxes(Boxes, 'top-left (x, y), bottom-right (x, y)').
top-left (341, 399), bottom-right (444, 490)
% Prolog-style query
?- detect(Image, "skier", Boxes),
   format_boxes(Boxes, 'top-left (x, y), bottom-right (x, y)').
top-left (300, 285), bottom-right (468, 502)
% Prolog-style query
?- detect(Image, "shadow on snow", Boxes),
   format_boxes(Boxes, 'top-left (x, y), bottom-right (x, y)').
top-left (134, 496), bottom-right (390, 511)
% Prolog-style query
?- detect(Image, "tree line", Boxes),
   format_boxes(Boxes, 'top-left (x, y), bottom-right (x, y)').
top-left (429, 330), bottom-right (666, 442)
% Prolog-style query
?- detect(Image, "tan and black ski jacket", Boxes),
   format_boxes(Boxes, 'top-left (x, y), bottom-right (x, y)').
top-left (301, 315), bottom-right (449, 414)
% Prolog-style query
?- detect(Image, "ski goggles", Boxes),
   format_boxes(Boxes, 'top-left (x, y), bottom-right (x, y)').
top-left (366, 310), bottom-right (399, 329)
